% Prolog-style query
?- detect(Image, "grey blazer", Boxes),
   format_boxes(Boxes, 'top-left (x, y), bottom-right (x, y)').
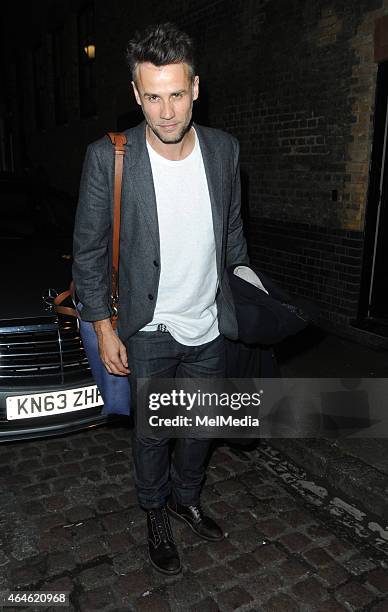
top-left (72, 121), bottom-right (249, 343)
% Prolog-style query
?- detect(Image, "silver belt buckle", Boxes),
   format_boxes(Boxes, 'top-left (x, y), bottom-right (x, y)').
top-left (157, 323), bottom-right (168, 332)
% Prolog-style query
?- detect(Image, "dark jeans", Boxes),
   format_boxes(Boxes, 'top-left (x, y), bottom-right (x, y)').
top-left (125, 330), bottom-right (225, 510)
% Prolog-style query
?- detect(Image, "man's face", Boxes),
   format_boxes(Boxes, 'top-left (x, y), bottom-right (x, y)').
top-left (132, 62), bottom-right (199, 145)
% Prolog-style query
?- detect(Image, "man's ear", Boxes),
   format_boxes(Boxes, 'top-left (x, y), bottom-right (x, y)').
top-left (192, 75), bottom-right (199, 101)
top-left (131, 81), bottom-right (141, 106)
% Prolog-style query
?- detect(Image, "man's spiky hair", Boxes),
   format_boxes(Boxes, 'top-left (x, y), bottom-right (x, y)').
top-left (125, 22), bottom-right (196, 82)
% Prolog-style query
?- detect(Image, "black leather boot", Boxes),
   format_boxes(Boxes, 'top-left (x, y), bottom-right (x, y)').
top-left (147, 506), bottom-right (181, 574)
top-left (167, 498), bottom-right (224, 541)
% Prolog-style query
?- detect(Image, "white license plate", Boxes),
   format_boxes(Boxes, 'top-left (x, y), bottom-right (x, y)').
top-left (6, 385), bottom-right (104, 420)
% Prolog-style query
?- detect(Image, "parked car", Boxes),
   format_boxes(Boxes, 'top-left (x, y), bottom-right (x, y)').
top-left (0, 171), bottom-right (111, 441)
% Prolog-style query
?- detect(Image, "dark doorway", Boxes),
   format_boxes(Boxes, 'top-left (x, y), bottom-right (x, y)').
top-left (358, 61), bottom-right (388, 334)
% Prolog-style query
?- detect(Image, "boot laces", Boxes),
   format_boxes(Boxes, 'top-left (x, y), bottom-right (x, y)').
top-left (188, 504), bottom-right (203, 523)
top-left (149, 507), bottom-right (172, 544)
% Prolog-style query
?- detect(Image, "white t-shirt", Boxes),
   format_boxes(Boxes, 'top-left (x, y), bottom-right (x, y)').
top-left (140, 129), bottom-right (219, 346)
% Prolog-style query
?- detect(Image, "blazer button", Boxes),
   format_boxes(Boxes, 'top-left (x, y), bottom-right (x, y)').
top-left (153, 260), bottom-right (159, 267)
top-left (148, 294), bottom-right (154, 300)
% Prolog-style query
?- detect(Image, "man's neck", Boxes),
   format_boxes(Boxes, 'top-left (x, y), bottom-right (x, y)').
top-left (146, 125), bottom-right (195, 161)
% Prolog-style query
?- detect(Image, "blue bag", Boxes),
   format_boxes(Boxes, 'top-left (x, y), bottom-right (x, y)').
top-left (77, 303), bottom-right (131, 417)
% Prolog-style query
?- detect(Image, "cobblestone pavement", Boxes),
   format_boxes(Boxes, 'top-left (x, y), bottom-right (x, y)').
top-left (1, 423), bottom-right (388, 612)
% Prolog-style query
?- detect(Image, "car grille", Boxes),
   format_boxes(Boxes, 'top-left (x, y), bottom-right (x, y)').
top-left (0, 315), bottom-right (91, 387)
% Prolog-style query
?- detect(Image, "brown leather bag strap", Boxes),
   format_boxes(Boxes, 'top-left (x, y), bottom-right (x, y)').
top-left (54, 135), bottom-right (126, 328)
top-left (107, 132), bottom-right (127, 329)
top-left (53, 281), bottom-right (78, 317)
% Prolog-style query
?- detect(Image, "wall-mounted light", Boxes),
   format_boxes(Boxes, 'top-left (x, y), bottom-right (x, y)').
top-left (84, 44), bottom-right (95, 59)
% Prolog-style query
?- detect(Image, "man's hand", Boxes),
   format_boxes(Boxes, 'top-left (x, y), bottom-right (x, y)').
top-left (93, 319), bottom-right (130, 375)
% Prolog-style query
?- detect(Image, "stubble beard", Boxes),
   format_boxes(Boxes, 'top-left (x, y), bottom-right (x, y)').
top-left (147, 117), bottom-right (193, 145)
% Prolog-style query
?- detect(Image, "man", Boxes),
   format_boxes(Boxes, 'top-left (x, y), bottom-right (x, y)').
top-left (73, 22), bottom-right (249, 575)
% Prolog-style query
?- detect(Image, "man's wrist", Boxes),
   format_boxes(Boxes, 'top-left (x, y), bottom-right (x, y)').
top-left (93, 318), bottom-right (113, 334)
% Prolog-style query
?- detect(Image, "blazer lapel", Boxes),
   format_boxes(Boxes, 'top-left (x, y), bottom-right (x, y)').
top-left (123, 122), bottom-right (160, 255)
top-left (195, 123), bottom-right (224, 274)
top-left (121, 121), bottom-right (225, 266)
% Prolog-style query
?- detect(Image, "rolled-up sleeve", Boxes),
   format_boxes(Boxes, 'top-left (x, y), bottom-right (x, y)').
top-left (72, 144), bottom-right (112, 321)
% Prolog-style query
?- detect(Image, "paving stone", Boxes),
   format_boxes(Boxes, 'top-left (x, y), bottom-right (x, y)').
top-left (105, 463), bottom-right (129, 477)
top-left (213, 479), bottom-right (242, 496)
top-left (271, 497), bottom-right (300, 514)
top-left (11, 561), bottom-right (45, 588)
top-left (189, 596), bottom-right (220, 611)
top-left (276, 558), bottom-right (311, 582)
top-left (317, 562), bottom-right (351, 587)
top-left (20, 500), bottom-right (46, 515)
top-left (209, 501), bottom-right (234, 516)
top-left (166, 574), bottom-right (205, 607)
top-left (65, 505), bottom-right (95, 522)
top-left (238, 470), bottom-right (266, 487)
top-left (55, 463), bottom-right (81, 476)
top-left (291, 576), bottom-right (328, 605)
top-left (370, 601), bottom-right (388, 612)
top-left (303, 547), bottom-right (334, 567)
top-left (134, 593), bottom-right (170, 611)
top-left (196, 565), bottom-right (235, 593)
top-left (207, 537), bottom-right (238, 560)
top-left (22, 483), bottom-right (52, 498)
top-left (184, 546), bottom-right (215, 572)
top-left (306, 524), bottom-right (334, 540)
top-left (315, 599), bottom-right (350, 612)
top-left (77, 562), bottom-right (117, 590)
top-left (106, 532), bottom-right (135, 555)
top-left (206, 465), bottom-right (230, 483)
top-left (88, 445), bottom-right (110, 456)
top-left (83, 470), bottom-right (103, 482)
top-left (367, 568), bottom-right (388, 594)
top-left (116, 569), bottom-right (153, 596)
top-left (42, 454), bottom-right (63, 465)
top-left (226, 511), bottom-right (257, 531)
top-left (280, 509), bottom-right (315, 528)
top-left (336, 581), bottom-right (377, 609)
top-left (260, 593), bottom-right (300, 611)
top-left (249, 499), bottom-right (274, 517)
top-left (245, 570), bottom-right (283, 598)
top-left (62, 449), bottom-right (84, 461)
top-left (71, 518), bottom-right (104, 541)
top-left (45, 495), bottom-right (69, 511)
top-left (216, 585), bottom-right (253, 610)
top-left (35, 468), bottom-right (58, 480)
top-left (254, 484), bottom-right (285, 499)
top-left (46, 551), bottom-right (77, 575)
top-left (50, 476), bottom-right (80, 492)
top-left (228, 527), bottom-right (266, 552)
top-left (16, 459), bottom-right (42, 472)
top-left (77, 584), bottom-right (117, 611)
top-left (40, 575), bottom-right (74, 594)
top-left (343, 555), bottom-right (377, 576)
top-left (76, 537), bottom-right (108, 563)
top-left (256, 518), bottom-right (288, 538)
top-left (36, 513), bottom-right (67, 531)
top-left (118, 490), bottom-right (138, 508)
top-left (324, 537), bottom-right (358, 560)
top-left (278, 531), bottom-right (312, 552)
top-left (226, 491), bottom-right (256, 510)
top-left (82, 457), bottom-right (103, 469)
top-left (253, 543), bottom-right (288, 566)
top-left (101, 511), bottom-right (130, 533)
top-left (227, 553), bottom-right (262, 575)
